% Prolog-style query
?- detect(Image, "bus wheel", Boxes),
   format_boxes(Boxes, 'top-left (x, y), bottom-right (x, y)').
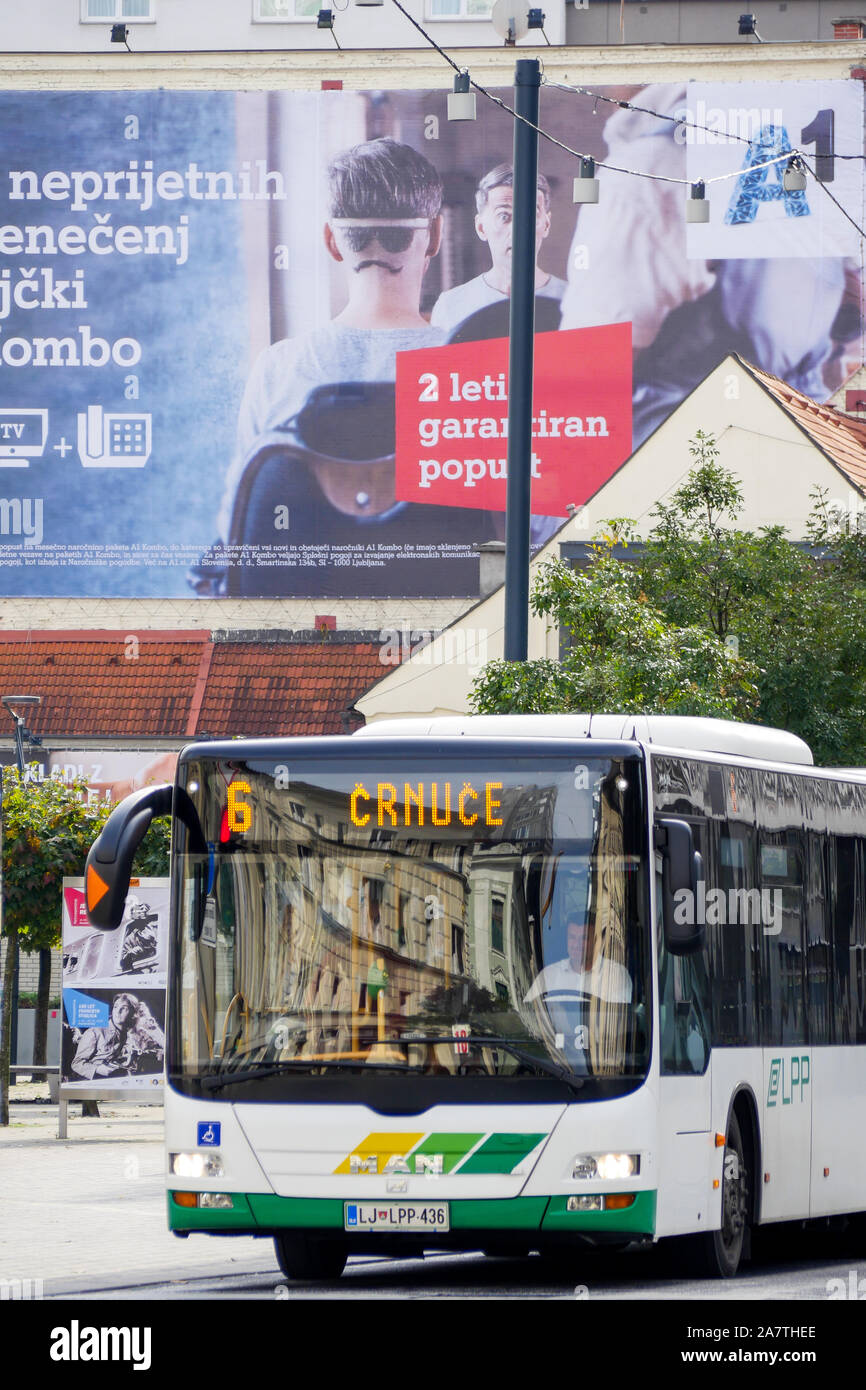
top-left (274, 1234), bottom-right (348, 1281)
top-left (708, 1111), bottom-right (749, 1278)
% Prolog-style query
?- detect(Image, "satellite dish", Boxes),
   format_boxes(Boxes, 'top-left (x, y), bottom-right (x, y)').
top-left (491, 0), bottom-right (531, 43)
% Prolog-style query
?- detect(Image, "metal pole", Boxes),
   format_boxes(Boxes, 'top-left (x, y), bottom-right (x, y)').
top-left (503, 56), bottom-right (541, 664)
top-left (8, 721), bottom-right (26, 1077)
top-left (0, 762), bottom-right (6, 1120)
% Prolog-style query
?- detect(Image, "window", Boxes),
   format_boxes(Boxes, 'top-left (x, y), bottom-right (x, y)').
top-left (709, 823), bottom-right (760, 1046)
top-left (426, 0), bottom-right (493, 17)
top-left (397, 893), bottom-right (410, 951)
top-left (491, 895), bottom-right (504, 953)
top-left (657, 824), bottom-right (711, 1074)
top-left (254, 0), bottom-right (319, 20)
top-left (451, 924), bottom-right (465, 974)
top-left (82, 0), bottom-right (153, 19)
top-left (805, 831), bottom-right (831, 1046)
top-left (758, 831), bottom-right (805, 1045)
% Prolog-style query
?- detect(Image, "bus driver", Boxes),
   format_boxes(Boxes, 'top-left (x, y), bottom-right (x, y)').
top-left (526, 913), bottom-right (632, 1005)
top-left (525, 913), bottom-right (632, 1069)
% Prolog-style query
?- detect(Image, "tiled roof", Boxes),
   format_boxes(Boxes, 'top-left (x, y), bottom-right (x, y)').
top-left (0, 631), bottom-right (208, 739)
top-left (740, 357), bottom-right (866, 494)
top-left (197, 640), bottom-right (387, 737)
top-left (0, 632), bottom-right (385, 740)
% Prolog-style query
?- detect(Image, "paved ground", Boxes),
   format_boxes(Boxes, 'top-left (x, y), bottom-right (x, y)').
top-left (0, 1079), bottom-right (275, 1296)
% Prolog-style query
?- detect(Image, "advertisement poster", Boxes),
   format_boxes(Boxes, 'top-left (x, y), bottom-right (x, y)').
top-left (60, 875), bottom-right (168, 1091)
top-left (0, 80), bottom-right (859, 598)
top-left (2, 748), bottom-right (177, 802)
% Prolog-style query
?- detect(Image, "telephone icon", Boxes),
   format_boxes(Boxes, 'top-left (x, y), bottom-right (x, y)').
top-left (77, 405), bottom-right (151, 468)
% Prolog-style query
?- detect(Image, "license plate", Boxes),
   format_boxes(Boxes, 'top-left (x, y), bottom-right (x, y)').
top-left (344, 1202), bottom-right (450, 1232)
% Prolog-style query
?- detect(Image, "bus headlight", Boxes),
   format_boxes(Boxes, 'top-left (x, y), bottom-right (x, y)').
top-left (567, 1195), bottom-right (602, 1211)
top-left (572, 1153), bottom-right (640, 1180)
top-left (170, 1152), bottom-right (225, 1179)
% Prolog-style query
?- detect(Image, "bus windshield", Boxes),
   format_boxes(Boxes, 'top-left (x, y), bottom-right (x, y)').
top-left (173, 750), bottom-right (649, 1096)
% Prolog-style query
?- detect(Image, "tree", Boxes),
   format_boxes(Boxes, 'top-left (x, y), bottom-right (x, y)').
top-left (472, 432), bottom-right (866, 766)
top-left (0, 770), bottom-right (170, 1125)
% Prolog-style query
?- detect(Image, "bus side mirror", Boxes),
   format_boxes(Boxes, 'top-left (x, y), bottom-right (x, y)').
top-left (85, 784), bottom-right (174, 930)
top-left (654, 818), bottom-right (704, 956)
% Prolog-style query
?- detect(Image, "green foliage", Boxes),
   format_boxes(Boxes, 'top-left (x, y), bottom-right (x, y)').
top-left (2, 772), bottom-right (170, 953)
top-left (472, 432), bottom-right (866, 766)
top-left (133, 816), bottom-right (171, 878)
top-left (17, 992), bottom-right (60, 1009)
top-left (2, 771), bottom-right (112, 952)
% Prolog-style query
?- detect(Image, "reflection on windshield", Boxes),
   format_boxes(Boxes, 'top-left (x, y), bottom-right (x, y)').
top-left (176, 758), bottom-right (648, 1084)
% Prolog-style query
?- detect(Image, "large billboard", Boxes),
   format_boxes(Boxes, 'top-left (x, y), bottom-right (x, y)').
top-left (0, 81), bottom-right (860, 597)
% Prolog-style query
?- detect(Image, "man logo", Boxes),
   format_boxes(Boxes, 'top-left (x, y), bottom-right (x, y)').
top-left (349, 1153), bottom-right (444, 1176)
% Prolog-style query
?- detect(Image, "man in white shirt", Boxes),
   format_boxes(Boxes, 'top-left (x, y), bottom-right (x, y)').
top-left (430, 164), bottom-right (567, 337)
top-left (526, 914), bottom-right (632, 1005)
top-left (525, 914), bottom-right (631, 1072)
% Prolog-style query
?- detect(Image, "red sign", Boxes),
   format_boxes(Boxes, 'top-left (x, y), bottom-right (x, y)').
top-left (63, 885), bottom-right (89, 928)
top-left (395, 324), bottom-right (632, 515)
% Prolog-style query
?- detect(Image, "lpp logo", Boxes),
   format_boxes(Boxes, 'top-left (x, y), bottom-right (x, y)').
top-left (766, 1055), bottom-right (809, 1107)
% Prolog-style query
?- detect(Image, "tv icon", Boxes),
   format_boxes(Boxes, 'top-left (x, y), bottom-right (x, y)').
top-left (0, 409), bottom-right (48, 465)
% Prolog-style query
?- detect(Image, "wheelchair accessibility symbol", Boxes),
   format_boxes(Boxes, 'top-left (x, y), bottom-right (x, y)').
top-left (197, 1122), bottom-right (221, 1147)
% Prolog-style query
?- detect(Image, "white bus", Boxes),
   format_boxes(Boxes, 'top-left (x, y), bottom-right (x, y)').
top-left (84, 713), bottom-right (866, 1280)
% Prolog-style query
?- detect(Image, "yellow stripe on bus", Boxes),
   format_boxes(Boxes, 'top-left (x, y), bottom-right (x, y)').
top-left (333, 1132), bottom-right (425, 1175)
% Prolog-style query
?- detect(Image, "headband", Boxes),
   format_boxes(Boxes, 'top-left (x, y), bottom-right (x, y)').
top-left (329, 217), bottom-right (432, 228)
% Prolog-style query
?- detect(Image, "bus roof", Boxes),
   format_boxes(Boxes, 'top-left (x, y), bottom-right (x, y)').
top-left (354, 714), bottom-right (815, 766)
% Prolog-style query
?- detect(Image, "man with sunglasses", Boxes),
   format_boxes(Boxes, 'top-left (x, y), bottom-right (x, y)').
top-left (213, 139), bottom-right (460, 568)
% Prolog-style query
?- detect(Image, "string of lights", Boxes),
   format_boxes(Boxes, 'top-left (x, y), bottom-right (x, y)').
top-left (547, 79), bottom-right (866, 161)
top-left (545, 79), bottom-right (758, 148)
top-left (384, 0), bottom-right (866, 237)
top-left (802, 158), bottom-right (866, 239)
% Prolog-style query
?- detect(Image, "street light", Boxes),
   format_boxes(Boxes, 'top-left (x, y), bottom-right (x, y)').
top-left (447, 55), bottom-right (540, 660)
top-left (0, 694), bottom-right (41, 1115)
top-left (503, 57), bottom-right (542, 662)
top-left (2, 695), bottom-right (43, 776)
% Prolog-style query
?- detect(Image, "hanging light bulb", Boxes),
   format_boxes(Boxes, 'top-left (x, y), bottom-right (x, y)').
top-left (572, 156), bottom-right (599, 204)
top-left (783, 156), bottom-right (807, 192)
top-left (685, 179), bottom-right (710, 223)
top-left (447, 72), bottom-right (476, 122)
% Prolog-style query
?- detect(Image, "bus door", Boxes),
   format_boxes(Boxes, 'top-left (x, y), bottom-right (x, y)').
top-left (757, 830), bottom-right (810, 1222)
top-left (655, 821), bottom-right (713, 1236)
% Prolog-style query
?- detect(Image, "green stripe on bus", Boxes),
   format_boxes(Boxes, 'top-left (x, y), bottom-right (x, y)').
top-left (167, 1192), bottom-right (255, 1231)
top-left (168, 1191), bottom-right (657, 1236)
top-left (542, 1191), bottom-right (657, 1234)
top-left (248, 1194), bottom-right (549, 1229)
top-left (456, 1132), bottom-right (547, 1174)
top-left (411, 1132), bottom-right (485, 1172)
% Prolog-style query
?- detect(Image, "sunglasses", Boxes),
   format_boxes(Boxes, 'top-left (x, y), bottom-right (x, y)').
top-left (339, 226), bottom-right (420, 254)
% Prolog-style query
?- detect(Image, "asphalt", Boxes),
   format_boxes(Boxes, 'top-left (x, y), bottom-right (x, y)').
top-left (0, 1078), bottom-right (279, 1297)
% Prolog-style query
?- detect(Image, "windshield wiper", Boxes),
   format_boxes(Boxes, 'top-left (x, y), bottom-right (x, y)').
top-left (393, 1034), bottom-right (585, 1092)
top-left (199, 1056), bottom-right (414, 1091)
top-left (198, 1036), bottom-right (584, 1093)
